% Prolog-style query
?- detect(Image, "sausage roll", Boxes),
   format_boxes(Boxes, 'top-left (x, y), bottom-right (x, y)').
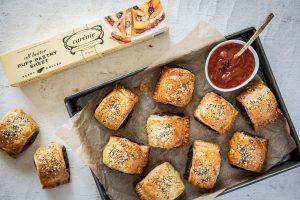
top-left (95, 86), bottom-right (138, 130)
top-left (236, 80), bottom-right (282, 131)
top-left (187, 140), bottom-right (221, 189)
top-left (153, 67), bottom-right (195, 108)
top-left (136, 162), bottom-right (185, 200)
top-left (228, 131), bottom-right (268, 173)
top-left (0, 108), bottom-right (39, 158)
top-left (34, 143), bottom-right (70, 188)
top-left (146, 114), bottom-right (189, 149)
top-left (103, 136), bottom-right (150, 174)
top-left (194, 92), bottom-right (238, 134)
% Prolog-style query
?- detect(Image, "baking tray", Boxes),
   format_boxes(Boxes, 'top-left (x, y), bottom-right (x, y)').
top-left (64, 27), bottom-right (300, 199)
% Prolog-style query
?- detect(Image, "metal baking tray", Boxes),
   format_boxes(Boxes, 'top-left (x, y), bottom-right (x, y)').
top-left (64, 27), bottom-right (300, 199)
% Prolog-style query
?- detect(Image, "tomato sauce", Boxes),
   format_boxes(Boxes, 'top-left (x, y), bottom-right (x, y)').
top-left (208, 42), bottom-right (255, 89)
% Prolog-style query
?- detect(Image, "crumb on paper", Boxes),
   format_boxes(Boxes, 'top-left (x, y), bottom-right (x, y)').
top-left (139, 80), bottom-right (152, 92)
top-left (73, 88), bottom-right (80, 93)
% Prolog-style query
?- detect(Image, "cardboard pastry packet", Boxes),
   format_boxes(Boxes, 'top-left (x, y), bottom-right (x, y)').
top-left (0, 0), bottom-right (168, 86)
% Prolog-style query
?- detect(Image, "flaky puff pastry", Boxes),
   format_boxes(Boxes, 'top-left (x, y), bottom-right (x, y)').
top-left (0, 108), bottom-right (39, 158)
top-left (194, 92), bottom-right (238, 134)
top-left (147, 114), bottom-right (189, 149)
top-left (136, 162), bottom-right (185, 200)
top-left (103, 136), bottom-right (150, 174)
top-left (228, 131), bottom-right (268, 173)
top-left (34, 143), bottom-right (70, 189)
top-left (236, 80), bottom-right (282, 131)
top-left (153, 67), bottom-right (195, 108)
top-left (95, 86), bottom-right (138, 130)
top-left (188, 140), bottom-right (221, 189)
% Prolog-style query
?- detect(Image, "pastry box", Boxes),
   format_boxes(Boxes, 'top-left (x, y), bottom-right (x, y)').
top-left (63, 27), bottom-right (300, 199)
top-left (0, 0), bottom-right (168, 87)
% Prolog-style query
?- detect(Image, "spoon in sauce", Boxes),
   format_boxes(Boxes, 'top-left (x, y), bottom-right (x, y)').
top-left (233, 13), bottom-right (274, 60)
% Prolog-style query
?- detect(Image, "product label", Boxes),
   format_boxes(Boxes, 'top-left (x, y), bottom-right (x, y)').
top-left (0, 0), bottom-right (168, 86)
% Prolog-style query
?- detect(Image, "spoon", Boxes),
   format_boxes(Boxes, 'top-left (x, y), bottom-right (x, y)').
top-left (233, 13), bottom-right (274, 59)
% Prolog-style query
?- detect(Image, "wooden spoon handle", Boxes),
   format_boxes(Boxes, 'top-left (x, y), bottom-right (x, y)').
top-left (234, 13), bottom-right (274, 58)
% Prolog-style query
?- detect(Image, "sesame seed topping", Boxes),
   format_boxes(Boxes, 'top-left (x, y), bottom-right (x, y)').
top-left (150, 123), bottom-right (173, 144)
top-left (0, 115), bottom-right (29, 144)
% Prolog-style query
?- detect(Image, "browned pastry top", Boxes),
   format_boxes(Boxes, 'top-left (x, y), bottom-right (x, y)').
top-left (34, 143), bottom-right (70, 188)
top-left (228, 131), bottom-right (268, 173)
top-left (103, 136), bottom-right (150, 174)
top-left (0, 108), bottom-right (39, 158)
top-left (136, 162), bottom-right (185, 200)
top-left (153, 67), bottom-right (195, 108)
top-left (236, 80), bottom-right (282, 131)
top-left (188, 140), bottom-right (221, 189)
top-left (194, 92), bottom-right (238, 134)
top-left (95, 85), bottom-right (138, 130)
top-left (147, 114), bottom-right (189, 149)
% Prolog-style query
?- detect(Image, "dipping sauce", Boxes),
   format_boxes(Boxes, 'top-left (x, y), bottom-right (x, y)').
top-left (208, 42), bottom-right (255, 89)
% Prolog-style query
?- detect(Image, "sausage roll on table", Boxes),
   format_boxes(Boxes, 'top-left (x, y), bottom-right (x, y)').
top-left (187, 140), bottom-right (221, 189)
top-left (136, 162), bottom-right (185, 200)
top-left (34, 143), bottom-right (70, 188)
top-left (0, 108), bottom-right (39, 158)
top-left (236, 80), bottom-right (282, 131)
top-left (228, 131), bottom-right (268, 173)
top-left (153, 67), bottom-right (195, 108)
top-left (194, 92), bottom-right (238, 134)
top-left (95, 86), bottom-right (138, 130)
top-left (146, 114), bottom-right (189, 149)
top-left (103, 136), bottom-right (150, 174)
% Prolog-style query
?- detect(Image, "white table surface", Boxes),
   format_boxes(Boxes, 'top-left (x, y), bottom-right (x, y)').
top-left (1, 0), bottom-right (300, 199)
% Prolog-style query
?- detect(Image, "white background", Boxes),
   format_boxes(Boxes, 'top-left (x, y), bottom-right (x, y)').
top-left (0, 0), bottom-right (299, 199)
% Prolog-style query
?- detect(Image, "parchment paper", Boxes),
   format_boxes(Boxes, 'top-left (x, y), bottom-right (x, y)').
top-left (56, 21), bottom-right (297, 200)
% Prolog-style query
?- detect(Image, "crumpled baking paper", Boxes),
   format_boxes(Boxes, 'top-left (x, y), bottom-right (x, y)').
top-left (56, 21), bottom-right (296, 200)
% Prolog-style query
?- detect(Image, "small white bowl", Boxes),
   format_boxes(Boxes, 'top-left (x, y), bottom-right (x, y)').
top-left (205, 39), bottom-right (259, 92)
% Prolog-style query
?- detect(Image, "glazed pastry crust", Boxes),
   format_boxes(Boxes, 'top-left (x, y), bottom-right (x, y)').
top-left (0, 108), bottom-right (39, 158)
top-left (194, 92), bottom-right (238, 134)
top-left (132, 0), bottom-right (165, 35)
top-left (228, 131), bottom-right (268, 173)
top-left (105, 11), bottom-right (123, 26)
top-left (188, 140), bottom-right (221, 189)
top-left (236, 80), bottom-right (282, 131)
top-left (135, 162), bottom-right (185, 200)
top-left (95, 86), bottom-right (138, 130)
top-left (153, 67), bottom-right (195, 108)
top-left (111, 10), bottom-right (132, 43)
top-left (103, 136), bottom-right (150, 174)
top-left (147, 114), bottom-right (189, 149)
top-left (34, 143), bottom-right (70, 189)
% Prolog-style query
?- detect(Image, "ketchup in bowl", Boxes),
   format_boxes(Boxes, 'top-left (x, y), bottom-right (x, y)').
top-left (207, 42), bottom-right (256, 89)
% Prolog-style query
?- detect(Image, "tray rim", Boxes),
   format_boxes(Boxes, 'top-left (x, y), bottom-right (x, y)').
top-left (64, 27), bottom-right (300, 199)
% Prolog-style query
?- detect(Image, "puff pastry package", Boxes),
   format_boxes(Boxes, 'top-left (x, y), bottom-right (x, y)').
top-left (0, 108), bottom-right (39, 158)
top-left (57, 22), bottom-right (296, 200)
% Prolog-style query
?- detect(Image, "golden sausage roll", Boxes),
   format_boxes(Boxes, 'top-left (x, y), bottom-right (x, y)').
top-left (153, 67), bottom-right (195, 108)
top-left (34, 143), bottom-right (70, 188)
top-left (147, 114), bottom-right (189, 149)
top-left (194, 92), bottom-right (238, 134)
top-left (136, 162), bottom-right (185, 200)
top-left (95, 86), bottom-right (138, 130)
top-left (187, 140), bottom-right (221, 189)
top-left (228, 131), bottom-right (268, 173)
top-left (0, 108), bottom-right (39, 158)
top-left (236, 80), bottom-right (282, 131)
top-left (103, 136), bottom-right (150, 174)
